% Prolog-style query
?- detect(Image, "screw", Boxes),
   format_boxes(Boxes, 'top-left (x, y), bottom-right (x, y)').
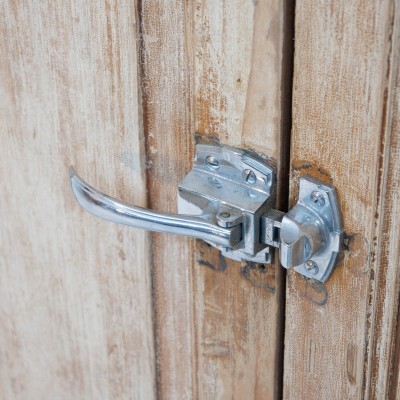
top-left (217, 210), bottom-right (241, 227)
top-left (310, 191), bottom-right (325, 206)
top-left (205, 155), bottom-right (220, 170)
top-left (305, 259), bottom-right (319, 275)
top-left (242, 169), bottom-right (257, 184)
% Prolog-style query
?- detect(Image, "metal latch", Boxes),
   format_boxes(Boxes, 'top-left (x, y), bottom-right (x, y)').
top-left (70, 144), bottom-right (343, 282)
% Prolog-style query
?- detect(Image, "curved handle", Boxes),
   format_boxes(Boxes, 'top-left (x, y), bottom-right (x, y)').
top-left (69, 168), bottom-right (241, 248)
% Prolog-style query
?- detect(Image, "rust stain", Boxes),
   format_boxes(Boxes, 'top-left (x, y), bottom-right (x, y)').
top-left (291, 159), bottom-right (333, 183)
top-left (194, 132), bottom-right (221, 146)
top-left (289, 160), bottom-right (335, 208)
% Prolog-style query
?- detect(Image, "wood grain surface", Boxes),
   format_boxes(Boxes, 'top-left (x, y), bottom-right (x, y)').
top-left (137, 1), bottom-right (196, 399)
top-left (0, 2), bottom-right (155, 399)
top-left (138, 0), bottom-right (293, 398)
top-left (192, 1), bottom-right (292, 399)
top-left (369, 5), bottom-right (400, 397)
top-left (284, 0), bottom-right (400, 399)
top-left (5, 0), bottom-right (399, 398)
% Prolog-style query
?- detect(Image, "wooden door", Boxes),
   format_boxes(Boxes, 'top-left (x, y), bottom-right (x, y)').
top-left (1, 1), bottom-right (292, 399)
top-left (1, 2), bottom-right (156, 399)
top-left (283, 1), bottom-right (400, 399)
top-left (2, 1), bottom-right (399, 400)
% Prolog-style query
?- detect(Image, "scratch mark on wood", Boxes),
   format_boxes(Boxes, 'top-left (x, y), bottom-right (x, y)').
top-left (202, 339), bottom-right (230, 357)
top-left (308, 340), bottom-right (316, 374)
top-left (347, 343), bottom-right (359, 385)
top-left (240, 262), bottom-right (276, 294)
top-left (294, 277), bottom-right (328, 306)
top-left (197, 248), bottom-right (227, 272)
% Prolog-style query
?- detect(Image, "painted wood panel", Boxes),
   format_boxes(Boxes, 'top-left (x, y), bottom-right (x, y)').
top-left (0, 2), bottom-right (155, 399)
top-left (284, 0), bottom-right (400, 398)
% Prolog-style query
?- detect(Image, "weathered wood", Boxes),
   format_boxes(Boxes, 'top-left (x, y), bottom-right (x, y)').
top-left (369, 7), bottom-right (400, 397)
top-left (138, 0), bottom-right (293, 398)
top-left (192, 1), bottom-right (292, 399)
top-left (0, 2), bottom-right (156, 399)
top-left (284, 0), bottom-right (399, 398)
top-left (137, 1), bottom-right (196, 399)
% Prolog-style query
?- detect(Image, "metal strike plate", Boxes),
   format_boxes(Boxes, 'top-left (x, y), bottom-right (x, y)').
top-left (286, 177), bottom-right (343, 282)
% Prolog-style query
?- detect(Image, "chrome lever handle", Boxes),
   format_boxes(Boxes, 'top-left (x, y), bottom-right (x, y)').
top-left (69, 168), bottom-right (242, 248)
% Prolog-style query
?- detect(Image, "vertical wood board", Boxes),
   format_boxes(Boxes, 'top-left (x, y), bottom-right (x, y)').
top-left (284, 0), bottom-right (398, 398)
top-left (137, 1), bottom-right (195, 398)
top-left (192, 1), bottom-right (292, 399)
top-left (368, 3), bottom-right (400, 397)
top-left (0, 2), bottom-right (155, 399)
top-left (138, 0), bottom-right (293, 398)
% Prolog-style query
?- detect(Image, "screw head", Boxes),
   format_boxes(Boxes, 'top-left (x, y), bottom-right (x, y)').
top-left (242, 169), bottom-right (257, 184)
top-left (219, 211), bottom-right (231, 218)
top-left (310, 191), bottom-right (325, 206)
top-left (205, 155), bottom-right (220, 170)
top-left (305, 259), bottom-right (319, 275)
top-left (217, 210), bottom-right (242, 228)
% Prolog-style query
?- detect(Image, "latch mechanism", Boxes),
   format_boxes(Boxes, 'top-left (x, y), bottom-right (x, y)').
top-left (70, 144), bottom-right (343, 282)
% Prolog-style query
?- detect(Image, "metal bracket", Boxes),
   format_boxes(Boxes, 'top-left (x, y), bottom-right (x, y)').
top-left (70, 144), bottom-right (343, 282)
top-left (280, 177), bottom-right (343, 281)
top-left (178, 145), bottom-right (275, 263)
top-left (178, 145), bottom-right (343, 281)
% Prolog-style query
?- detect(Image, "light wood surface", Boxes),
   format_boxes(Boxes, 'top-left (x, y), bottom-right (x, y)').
top-left (137, 1), bottom-right (196, 399)
top-left (138, 0), bottom-right (293, 398)
top-left (368, 7), bottom-right (400, 397)
top-left (4, 0), bottom-right (399, 399)
top-left (192, 1), bottom-right (292, 399)
top-left (284, 0), bottom-right (400, 398)
top-left (0, 2), bottom-right (155, 399)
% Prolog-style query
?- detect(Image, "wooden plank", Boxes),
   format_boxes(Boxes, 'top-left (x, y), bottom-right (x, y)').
top-left (138, 0), bottom-right (293, 398)
top-left (284, 0), bottom-right (399, 398)
top-left (369, 6), bottom-right (400, 397)
top-left (137, 1), bottom-right (196, 398)
top-left (192, 1), bottom-right (293, 399)
top-left (0, 2), bottom-right (156, 399)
